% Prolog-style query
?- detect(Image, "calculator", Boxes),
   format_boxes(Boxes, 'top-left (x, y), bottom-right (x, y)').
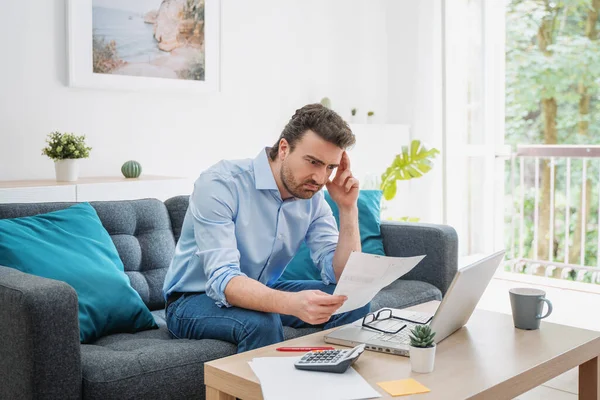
top-left (294, 344), bottom-right (366, 373)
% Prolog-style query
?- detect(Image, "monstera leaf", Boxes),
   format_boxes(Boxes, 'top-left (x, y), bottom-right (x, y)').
top-left (380, 140), bottom-right (440, 201)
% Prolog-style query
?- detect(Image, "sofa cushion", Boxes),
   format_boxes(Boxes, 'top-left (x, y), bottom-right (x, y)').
top-left (0, 203), bottom-right (157, 343)
top-left (370, 279), bottom-right (442, 311)
top-left (164, 196), bottom-right (189, 243)
top-left (82, 310), bottom-right (232, 400)
top-left (91, 200), bottom-right (176, 311)
top-left (0, 199), bottom-right (176, 311)
top-left (79, 277), bottom-right (439, 399)
top-left (280, 190), bottom-right (386, 281)
top-left (82, 309), bottom-right (317, 400)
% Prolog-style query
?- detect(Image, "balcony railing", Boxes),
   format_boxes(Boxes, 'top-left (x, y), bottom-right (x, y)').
top-left (507, 145), bottom-right (600, 283)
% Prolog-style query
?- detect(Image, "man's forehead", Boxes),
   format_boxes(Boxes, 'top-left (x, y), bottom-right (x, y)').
top-left (296, 131), bottom-right (343, 165)
top-left (300, 148), bottom-right (342, 165)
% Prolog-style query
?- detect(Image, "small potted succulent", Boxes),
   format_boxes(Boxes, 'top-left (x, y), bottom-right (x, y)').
top-left (42, 131), bottom-right (92, 182)
top-left (367, 110), bottom-right (375, 123)
top-left (349, 108), bottom-right (358, 123)
top-left (320, 97), bottom-right (332, 109)
top-left (408, 325), bottom-right (436, 373)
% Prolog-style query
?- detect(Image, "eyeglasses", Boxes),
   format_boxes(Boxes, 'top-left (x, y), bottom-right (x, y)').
top-left (362, 308), bottom-right (433, 335)
top-left (362, 308), bottom-right (406, 334)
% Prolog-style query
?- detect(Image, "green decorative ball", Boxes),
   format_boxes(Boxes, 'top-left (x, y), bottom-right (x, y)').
top-left (121, 160), bottom-right (142, 178)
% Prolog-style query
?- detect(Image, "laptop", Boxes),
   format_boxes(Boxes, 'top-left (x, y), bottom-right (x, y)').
top-left (324, 250), bottom-right (505, 356)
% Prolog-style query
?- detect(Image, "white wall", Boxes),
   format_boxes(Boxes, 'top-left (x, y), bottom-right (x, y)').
top-left (386, 0), bottom-right (443, 223)
top-left (0, 0), bottom-right (389, 182)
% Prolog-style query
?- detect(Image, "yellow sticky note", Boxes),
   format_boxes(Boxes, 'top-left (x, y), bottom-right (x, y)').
top-left (377, 378), bottom-right (431, 396)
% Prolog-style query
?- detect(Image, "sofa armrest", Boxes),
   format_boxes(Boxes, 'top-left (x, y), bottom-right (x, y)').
top-left (380, 221), bottom-right (458, 295)
top-left (0, 266), bottom-right (81, 400)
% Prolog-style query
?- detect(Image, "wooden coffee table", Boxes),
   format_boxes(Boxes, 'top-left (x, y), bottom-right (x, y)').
top-left (204, 301), bottom-right (600, 399)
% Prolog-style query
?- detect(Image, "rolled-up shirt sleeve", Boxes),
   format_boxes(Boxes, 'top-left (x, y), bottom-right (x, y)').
top-left (190, 173), bottom-right (247, 307)
top-left (305, 194), bottom-right (339, 285)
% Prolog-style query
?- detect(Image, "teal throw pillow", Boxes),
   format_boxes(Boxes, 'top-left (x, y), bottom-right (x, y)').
top-left (0, 203), bottom-right (158, 343)
top-left (280, 190), bottom-right (385, 281)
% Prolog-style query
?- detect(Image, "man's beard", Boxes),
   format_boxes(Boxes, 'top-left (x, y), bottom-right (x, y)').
top-left (280, 161), bottom-right (323, 199)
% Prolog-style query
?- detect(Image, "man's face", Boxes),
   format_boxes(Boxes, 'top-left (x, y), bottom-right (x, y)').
top-left (279, 130), bottom-right (344, 199)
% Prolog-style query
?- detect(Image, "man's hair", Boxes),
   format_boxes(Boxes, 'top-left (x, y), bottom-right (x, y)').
top-left (269, 104), bottom-right (355, 161)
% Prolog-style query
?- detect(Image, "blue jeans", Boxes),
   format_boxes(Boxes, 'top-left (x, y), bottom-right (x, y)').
top-left (165, 280), bottom-right (371, 353)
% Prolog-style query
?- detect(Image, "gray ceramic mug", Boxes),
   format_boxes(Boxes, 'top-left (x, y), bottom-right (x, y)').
top-left (509, 288), bottom-right (553, 330)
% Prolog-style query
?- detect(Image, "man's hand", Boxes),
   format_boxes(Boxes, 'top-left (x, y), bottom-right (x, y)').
top-left (288, 290), bottom-right (347, 325)
top-left (326, 151), bottom-right (359, 210)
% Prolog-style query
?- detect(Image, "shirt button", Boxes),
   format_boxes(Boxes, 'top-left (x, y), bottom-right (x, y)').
top-left (278, 234), bottom-right (284, 240)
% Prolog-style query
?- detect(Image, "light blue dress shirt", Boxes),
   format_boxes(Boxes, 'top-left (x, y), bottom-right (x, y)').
top-left (162, 148), bottom-right (339, 307)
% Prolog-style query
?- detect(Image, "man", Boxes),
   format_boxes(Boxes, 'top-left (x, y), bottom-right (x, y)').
top-left (163, 104), bottom-right (370, 353)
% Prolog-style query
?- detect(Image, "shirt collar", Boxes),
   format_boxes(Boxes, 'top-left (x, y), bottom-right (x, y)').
top-left (253, 148), bottom-right (279, 191)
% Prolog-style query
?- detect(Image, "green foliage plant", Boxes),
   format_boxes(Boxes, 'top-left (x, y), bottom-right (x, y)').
top-left (380, 140), bottom-right (440, 201)
top-left (42, 132), bottom-right (92, 161)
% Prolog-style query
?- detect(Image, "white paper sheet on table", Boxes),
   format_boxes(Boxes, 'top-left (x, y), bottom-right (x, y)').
top-left (249, 356), bottom-right (381, 400)
top-left (333, 252), bottom-right (426, 315)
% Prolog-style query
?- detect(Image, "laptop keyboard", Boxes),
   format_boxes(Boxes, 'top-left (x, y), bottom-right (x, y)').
top-left (370, 311), bottom-right (432, 344)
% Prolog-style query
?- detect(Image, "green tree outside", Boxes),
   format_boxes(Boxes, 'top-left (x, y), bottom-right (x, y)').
top-left (506, 0), bottom-right (600, 282)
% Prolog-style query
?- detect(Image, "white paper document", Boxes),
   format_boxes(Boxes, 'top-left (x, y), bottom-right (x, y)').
top-left (333, 252), bottom-right (426, 315)
top-left (249, 356), bottom-right (381, 400)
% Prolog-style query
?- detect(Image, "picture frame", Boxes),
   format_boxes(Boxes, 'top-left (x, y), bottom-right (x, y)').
top-left (67, 0), bottom-right (220, 93)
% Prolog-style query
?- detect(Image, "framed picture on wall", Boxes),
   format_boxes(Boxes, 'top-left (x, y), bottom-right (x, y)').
top-left (67, 0), bottom-right (220, 93)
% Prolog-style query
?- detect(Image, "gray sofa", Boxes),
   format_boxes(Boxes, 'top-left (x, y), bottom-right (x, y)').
top-left (0, 196), bottom-right (457, 400)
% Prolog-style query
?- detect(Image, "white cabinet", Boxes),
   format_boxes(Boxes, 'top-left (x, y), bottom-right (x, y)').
top-left (0, 185), bottom-right (77, 203)
top-left (0, 176), bottom-right (193, 204)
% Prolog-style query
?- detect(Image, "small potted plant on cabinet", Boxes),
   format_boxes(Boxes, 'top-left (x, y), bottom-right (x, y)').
top-left (367, 110), bottom-right (375, 123)
top-left (42, 131), bottom-right (92, 182)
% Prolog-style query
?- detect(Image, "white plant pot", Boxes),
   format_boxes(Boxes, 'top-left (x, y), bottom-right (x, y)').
top-left (409, 344), bottom-right (436, 373)
top-left (54, 159), bottom-right (79, 182)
